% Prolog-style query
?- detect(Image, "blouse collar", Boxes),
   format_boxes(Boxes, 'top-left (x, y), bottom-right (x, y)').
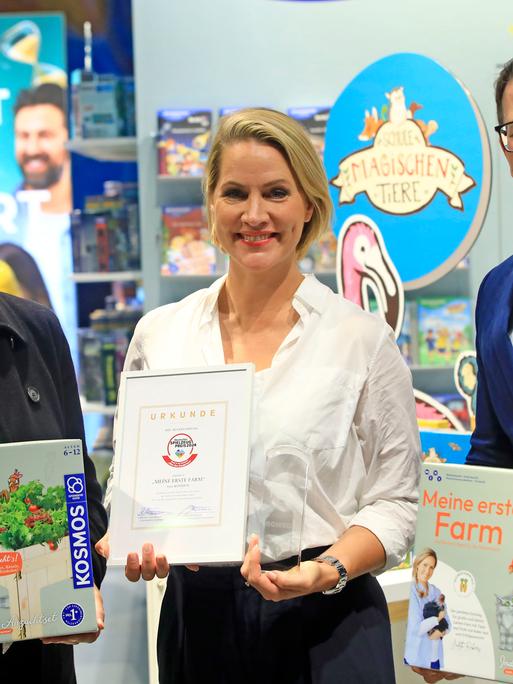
top-left (198, 272), bottom-right (330, 331)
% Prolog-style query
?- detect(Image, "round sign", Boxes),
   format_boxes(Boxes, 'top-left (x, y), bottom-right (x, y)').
top-left (324, 52), bottom-right (491, 289)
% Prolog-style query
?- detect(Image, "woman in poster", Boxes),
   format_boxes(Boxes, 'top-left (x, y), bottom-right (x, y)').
top-left (405, 549), bottom-right (451, 671)
top-left (99, 107), bottom-right (420, 684)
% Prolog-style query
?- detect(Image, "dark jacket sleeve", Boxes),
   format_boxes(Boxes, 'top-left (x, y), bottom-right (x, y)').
top-left (467, 272), bottom-right (513, 467)
top-left (52, 316), bottom-right (109, 587)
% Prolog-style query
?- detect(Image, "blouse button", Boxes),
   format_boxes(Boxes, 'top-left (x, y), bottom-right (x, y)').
top-left (27, 386), bottom-right (40, 403)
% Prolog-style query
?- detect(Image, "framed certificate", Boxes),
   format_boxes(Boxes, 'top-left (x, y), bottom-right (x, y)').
top-left (108, 364), bottom-right (253, 565)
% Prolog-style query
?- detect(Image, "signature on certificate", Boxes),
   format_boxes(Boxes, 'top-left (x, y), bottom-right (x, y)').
top-left (137, 507), bottom-right (164, 519)
top-left (178, 504), bottom-right (215, 516)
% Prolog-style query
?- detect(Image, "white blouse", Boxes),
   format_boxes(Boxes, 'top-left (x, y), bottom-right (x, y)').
top-left (106, 274), bottom-right (420, 571)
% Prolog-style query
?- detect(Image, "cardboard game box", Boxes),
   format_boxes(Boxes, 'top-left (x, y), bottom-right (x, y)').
top-left (0, 440), bottom-right (97, 642)
top-left (405, 462), bottom-right (513, 682)
top-left (288, 106), bottom-right (331, 159)
top-left (417, 297), bottom-right (473, 367)
top-left (160, 205), bottom-right (221, 276)
top-left (157, 109), bottom-right (211, 177)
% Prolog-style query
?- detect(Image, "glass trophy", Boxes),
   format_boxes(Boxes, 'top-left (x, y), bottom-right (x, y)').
top-left (258, 445), bottom-right (310, 566)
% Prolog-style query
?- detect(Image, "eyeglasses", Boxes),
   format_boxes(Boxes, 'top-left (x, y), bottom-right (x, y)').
top-left (494, 121), bottom-right (513, 152)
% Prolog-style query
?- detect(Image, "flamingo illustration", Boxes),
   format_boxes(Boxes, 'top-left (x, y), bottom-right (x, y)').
top-left (336, 214), bottom-right (464, 432)
top-left (336, 215), bottom-right (404, 337)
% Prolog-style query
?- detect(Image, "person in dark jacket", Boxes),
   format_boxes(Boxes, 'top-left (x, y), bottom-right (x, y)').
top-left (466, 57), bottom-right (513, 468)
top-left (412, 57), bottom-right (513, 684)
top-left (0, 292), bottom-right (108, 683)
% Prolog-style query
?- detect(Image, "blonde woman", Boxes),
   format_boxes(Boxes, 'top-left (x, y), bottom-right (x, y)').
top-left (405, 549), bottom-right (460, 684)
top-left (100, 108), bottom-right (420, 684)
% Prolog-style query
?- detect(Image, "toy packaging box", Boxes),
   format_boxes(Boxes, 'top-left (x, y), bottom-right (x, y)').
top-left (157, 109), bottom-right (211, 177)
top-left (405, 462), bottom-right (513, 681)
top-left (0, 440), bottom-right (97, 642)
top-left (288, 106), bottom-right (331, 159)
top-left (417, 297), bottom-right (473, 367)
top-left (420, 429), bottom-right (471, 464)
top-left (161, 205), bottom-right (222, 276)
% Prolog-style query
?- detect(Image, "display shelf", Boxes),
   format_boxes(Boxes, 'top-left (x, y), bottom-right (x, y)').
top-left (71, 270), bottom-right (143, 283)
top-left (405, 266), bottom-right (471, 299)
top-left (410, 366), bottom-right (457, 395)
top-left (80, 397), bottom-right (116, 415)
top-left (156, 175), bottom-right (204, 205)
top-left (67, 136), bottom-right (137, 162)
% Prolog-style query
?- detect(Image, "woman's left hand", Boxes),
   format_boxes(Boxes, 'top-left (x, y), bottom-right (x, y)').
top-left (240, 535), bottom-right (335, 601)
top-left (41, 585), bottom-right (104, 645)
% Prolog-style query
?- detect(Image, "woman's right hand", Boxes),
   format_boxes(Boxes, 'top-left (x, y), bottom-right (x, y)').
top-left (125, 543), bottom-right (170, 582)
top-left (95, 535), bottom-right (199, 581)
top-left (123, 543), bottom-right (200, 582)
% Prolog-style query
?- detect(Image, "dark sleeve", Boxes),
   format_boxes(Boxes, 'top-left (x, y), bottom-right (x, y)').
top-left (466, 274), bottom-right (513, 467)
top-left (53, 317), bottom-right (109, 587)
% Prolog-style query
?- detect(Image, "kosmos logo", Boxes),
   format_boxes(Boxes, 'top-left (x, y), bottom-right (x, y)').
top-left (162, 433), bottom-right (198, 468)
top-left (64, 474), bottom-right (93, 589)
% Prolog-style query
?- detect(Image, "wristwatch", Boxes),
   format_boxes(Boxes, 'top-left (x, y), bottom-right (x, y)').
top-left (314, 555), bottom-right (348, 595)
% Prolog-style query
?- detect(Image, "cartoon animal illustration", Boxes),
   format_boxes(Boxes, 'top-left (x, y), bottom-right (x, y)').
top-left (358, 87), bottom-right (439, 143)
top-left (0, 468), bottom-right (23, 503)
top-left (496, 593), bottom-right (513, 650)
top-left (358, 107), bottom-right (384, 141)
top-left (448, 442), bottom-right (462, 451)
top-left (336, 215), bottom-right (404, 337)
top-left (337, 215), bottom-right (466, 432)
top-left (422, 447), bottom-right (447, 464)
top-left (386, 86), bottom-right (411, 124)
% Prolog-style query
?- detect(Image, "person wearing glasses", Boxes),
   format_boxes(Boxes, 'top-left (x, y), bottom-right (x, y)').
top-left (411, 58), bottom-right (513, 684)
top-left (465, 58), bottom-right (513, 471)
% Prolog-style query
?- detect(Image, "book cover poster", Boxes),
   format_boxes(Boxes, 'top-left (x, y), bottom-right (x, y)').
top-left (161, 205), bottom-right (219, 276)
top-left (417, 297), bottom-right (473, 367)
top-left (405, 462), bottom-right (513, 682)
top-left (157, 109), bottom-right (211, 177)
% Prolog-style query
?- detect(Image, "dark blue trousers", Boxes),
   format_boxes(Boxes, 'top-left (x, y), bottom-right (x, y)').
top-left (157, 551), bottom-right (395, 684)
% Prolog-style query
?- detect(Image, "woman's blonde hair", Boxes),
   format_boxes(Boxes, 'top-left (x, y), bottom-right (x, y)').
top-left (412, 548), bottom-right (437, 598)
top-left (203, 107), bottom-right (333, 259)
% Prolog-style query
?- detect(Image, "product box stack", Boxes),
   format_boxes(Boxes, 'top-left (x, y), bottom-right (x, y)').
top-left (71, 72), bottom-right (136, 139)
top-left (71, 181), bottom-right (140, 273)
top-left (78, 304), bottom-right (142, 406)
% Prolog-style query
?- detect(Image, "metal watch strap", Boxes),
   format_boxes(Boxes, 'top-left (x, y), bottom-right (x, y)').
top-left (314, 554), bottom-right (348, 595)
